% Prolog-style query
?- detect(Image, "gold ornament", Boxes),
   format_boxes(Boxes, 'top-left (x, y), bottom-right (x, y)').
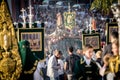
top-left (109, 56), bottom-right (120, 73)
top-left (0, 0), bottom-right (22, 80)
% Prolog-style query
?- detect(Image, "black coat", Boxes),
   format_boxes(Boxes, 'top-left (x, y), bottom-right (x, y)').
top-left (74, 57), bottom-right (101, 80)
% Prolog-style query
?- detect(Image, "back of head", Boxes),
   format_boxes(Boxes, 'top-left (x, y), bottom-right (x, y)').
top-left (68, 46), bottom-right (74, 52)
top-left (58, 50), bottom-right (62, 55)
top-left (54, 49), bottom-right (62, 56)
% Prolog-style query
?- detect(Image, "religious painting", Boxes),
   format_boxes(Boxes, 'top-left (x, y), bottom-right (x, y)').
top-left (106, 23), bottom-right (118, 44)
top-left (18, 28), bottom-right (44, 52)
top-left (21, 32), bottom-right (42, 51)
top-left (64, 11), bottom-right (76, 30)
top-left (82, 33), bottom-right (101, 51)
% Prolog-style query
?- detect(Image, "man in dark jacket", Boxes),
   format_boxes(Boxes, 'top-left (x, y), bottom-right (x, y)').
top-left (64, 46), bottom-right (80, 80)
top-left (74, 44), bottom-right (101, 80)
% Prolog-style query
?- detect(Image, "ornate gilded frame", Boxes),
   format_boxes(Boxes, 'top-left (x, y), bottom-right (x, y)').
top-left (18, 28), bottom-right (44, 51)
top-left (82, 33), bottom-right (101, 51)
top-left (106, 23), bottom-right (118, 44)
top-left (17, 28), bottom-right (44, 59)
top-left (64, 12), bottom-right (76, 29)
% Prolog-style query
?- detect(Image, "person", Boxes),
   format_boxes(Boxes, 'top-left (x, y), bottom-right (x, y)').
top-left (102, 31), bottom-right (118, 56)
top-left (18, 40), bottom-right (38, 80)
top-left (95, 50), bottom-right (103, 79)
top-left (109, 40), bottom-right (120, 80)
top-left (47, 50), bottom-right (62, 80)
top-left (58, 58), bottom-right (64, 80)
top-left (96, 50), bottom-right (102, 66)
top-left (64, 46), bottom-right (80, 80)
top-left (100, 53), bottom-right (112, 80)
top-left (76, 48), bottom-right (83, 58)
top-left (74, 44), bottom-right (101, 80)
top-left (100, 40), bottom-right (120, 80)
top-left (33, 59), bottom-right (46, 80)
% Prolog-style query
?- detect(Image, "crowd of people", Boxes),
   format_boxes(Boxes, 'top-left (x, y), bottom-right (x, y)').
top-left (17, 2), bottom-right (120, 80)
top-left (30, 3), bottom-right (107, 36)
top-left (33, 30), bottom-right (119, 80)
top-left (37, 4), bottom-right (105, 34)
top-left (37, 4), bottom-right (107, 57)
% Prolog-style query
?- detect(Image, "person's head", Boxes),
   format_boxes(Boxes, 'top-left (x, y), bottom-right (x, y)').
top-left (54, 49), bottom-right (62, 59)
top-left (83, 44), bottom-right (93, 59)
top-left (46, 51), bottom-right (51, 58)
top-left (96, 50), bottom-right (102, 59)
top-left (112, 40), bottom-right (119, 56)
top-left (110, 31), bottom-right (118, 43)
top-left (76, 48), bottom-right (83, 56)
top-left (68, 46), bottom-right (74, 55)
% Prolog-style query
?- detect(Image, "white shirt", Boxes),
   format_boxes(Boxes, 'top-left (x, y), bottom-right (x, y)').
top-left (58, 59), bottom-right (64, 75)
top-left (33, 61), bottom-right (46, 80)
top-left (84, 56), bottom-right (91, 65)
top-left (47, 55), bottom-right (60, 78)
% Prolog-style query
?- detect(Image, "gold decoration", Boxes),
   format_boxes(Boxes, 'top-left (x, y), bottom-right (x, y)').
top-left (24, 60), bottom-right (38, 74)
top-left (80, 58), bottom-right (85, 64)
top-left (0, 0), bottom-right (22, 80)
top-left (109, 56), bottom-right (120, 73)
top-left (78, 76), bottom-right (83, 80)
top-left (64, 11), bottom-right (76, 30)
top-left (90, 0), bottom-right (115, 15)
